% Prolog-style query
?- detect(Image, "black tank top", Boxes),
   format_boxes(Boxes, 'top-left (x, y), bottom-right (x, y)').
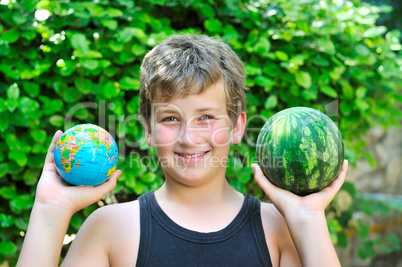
top-left (136, 192), bottom-right (272, 267)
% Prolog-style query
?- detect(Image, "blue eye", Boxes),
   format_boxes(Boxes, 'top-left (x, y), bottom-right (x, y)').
top-left (162, 117), bottom-right (178, 122)
top-left (200, 115), bottom-right (214, 120)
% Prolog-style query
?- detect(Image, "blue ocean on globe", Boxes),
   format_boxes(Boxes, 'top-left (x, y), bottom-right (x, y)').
top-left (54, 123), bottom-right (119, 186)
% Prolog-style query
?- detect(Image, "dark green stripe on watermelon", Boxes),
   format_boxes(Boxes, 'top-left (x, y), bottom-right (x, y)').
top-left (256, 107), bottom-right (344, 196)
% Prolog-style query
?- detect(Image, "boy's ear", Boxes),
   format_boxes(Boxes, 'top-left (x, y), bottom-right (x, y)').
top-left (230, 111), bottom-right (247, 144)
top-left (142, 117), bottom-right (154, 147)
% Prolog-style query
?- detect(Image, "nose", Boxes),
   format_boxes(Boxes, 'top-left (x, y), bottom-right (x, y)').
top-left (177, 119), bottom-right (206, 147)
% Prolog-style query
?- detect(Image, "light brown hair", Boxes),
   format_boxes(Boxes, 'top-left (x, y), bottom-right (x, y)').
top-left (139, 34), bottom-right (247, 127)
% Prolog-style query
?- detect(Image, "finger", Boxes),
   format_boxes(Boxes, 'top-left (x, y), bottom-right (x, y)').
top-left (44, 130), bottom-right (63, 165)
top-left (89, 170), bottom-right (121, 198)
top-left (321, 159), bottom-right (348, 199)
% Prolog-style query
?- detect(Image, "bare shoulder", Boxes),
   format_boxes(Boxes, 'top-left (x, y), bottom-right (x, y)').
top-left (260, 201), bottom-right (287, 234)
top-left (63, 200), bottom-right (140, 267)
top-left (97, 200), bottom-right (141, 265)
top-left (260, 201), bottom-right (301, 267)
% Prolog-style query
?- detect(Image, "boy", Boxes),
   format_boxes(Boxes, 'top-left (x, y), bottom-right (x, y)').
top-left (18, 34), bottom-right (348, 266)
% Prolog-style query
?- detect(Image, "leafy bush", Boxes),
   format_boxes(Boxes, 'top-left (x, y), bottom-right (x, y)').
top-left (0, 0), bottom-right (401, 264)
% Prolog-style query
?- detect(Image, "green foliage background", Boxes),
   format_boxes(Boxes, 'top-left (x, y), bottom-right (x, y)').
top-left (0, 0), bottom-right (401, 264)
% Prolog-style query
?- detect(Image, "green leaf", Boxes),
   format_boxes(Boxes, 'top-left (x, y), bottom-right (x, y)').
top-left (200, 4), bottom-right (215, 18)
top-left (23, 168), bottom-right (41, 185)
top-left (12, 12), bottom-right (28, 24)
top-left (64, 87), bottom-right (82, 102)
top-left (30, 129), bottom-right (47, 143)
top-left (0, 40), bottom-right (10, 56)
top-left (330, 231), bottom-right (338, 245)
top-left (0, 213), bottom-right (15, 228)
top-left (131, 43), bottom-right (147, 56)
top-left (341, 182), bottom-right (356, 198)
top-left (81, 59), bottom-right (99, 70)
top-left (315, 38), bottom-right (335, 54)
top-left (204, 19), bottom-right (223, 33)
top-left (49, 115), bottom-right (64, 127)
top-left (75, 78), bottom-right (93, 93)
top-left (9, 150), bottom-right (28, 167)
top-left (357, 241), bottom-right (376, 259)
top-left (355, 86), bottom-right (366, 99)
top-left (101, 19), bottom-right (118, 30)
top-left (289, 55), bottom-right (305, 66)
top-left (255, 76), bottom-right (274, 92)
top-left (254, 37), bottom-right (271, 55)
top-left (71, 33), bottom-right (90, 54)
top-left (119, 76), bottom-right (140, 90)
top-left (0, 111), bottom-right (10, 132)
top-left (18, 96), bottom-right (40, 115)
top-left (301, 89), bottom-right (318, 101)
top-left (340, 81), bottom-right (354, 99)
top-left (126, 97), bottom-right (139, 114)
top-left (245, 65), bottom-right (262, 76)
top-left (70, 213), bottom-right (84, 230)
top-left (327, 218), bottom-right (342, 232)
top-left (15, 216), bottom-right (28, 231)
top-left (363, 152), bottom-right (377, 169)
top-left (142, 173), bottom-right (156, 183)
top-left (59, 60), bottom-right (76, 76)
top-left (337, 232), bottom-right (348, 247)
top-left (388, 235), bottom-right (400, 250)
top-left (0, 241), bottom-right (17, 255)
top-left (295, 71), bottom-right (312, 89)
top-left (109, 40), bottom-right (123, 52)
top-left (22, 81), bottom-right (40, 97)
top-left (1, 29), bottom-right (20, 43)
top-left (117, 27), bottom-right (146, 43)
top-left (275, 50), bottom-right (289, 61)
top-left (7, 83), bottom-right (19, 100)
top-left (0, 185), bottom-right (18, 199)
top-left (363, 26), bottom-right (387, 38)
top-left (103, 82), bottom-right (119, 98)
top-left (42, 99), bottom-right (63, 115)
top-left (320, 85), bottom-right (338, 98)
top-left (264, 95), bottom-right (278, 110)
top-left (10, 194), bottom-right (34, 211)
top-left (355, 99), bottom-right (369, 111)
top-left (105, 7), bottom-right (124, 17)
top-left (357, 220), bottom-right (370, 239)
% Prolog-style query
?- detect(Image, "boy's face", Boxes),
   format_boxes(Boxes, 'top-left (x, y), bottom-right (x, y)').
top-left (145, 80), bottom-right (246, 186)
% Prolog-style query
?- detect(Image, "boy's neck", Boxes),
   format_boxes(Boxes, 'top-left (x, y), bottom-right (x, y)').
top-left (154, 177), bottom-right (244, 233)
top-left (155, 177), bottom-right (242, 209)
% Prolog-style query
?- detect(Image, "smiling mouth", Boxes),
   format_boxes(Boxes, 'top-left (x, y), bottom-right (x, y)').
top-left (174, 151), bottom-right (210, 158)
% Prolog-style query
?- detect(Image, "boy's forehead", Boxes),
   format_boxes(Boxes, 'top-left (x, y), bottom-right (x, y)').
top-left (153, 103), bottom-right (223, 113)
top-left (151, 84), bottom-right (227, 115)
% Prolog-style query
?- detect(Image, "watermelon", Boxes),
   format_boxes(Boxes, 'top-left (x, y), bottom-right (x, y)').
top-left (256, 107), bottom-right (344, 196)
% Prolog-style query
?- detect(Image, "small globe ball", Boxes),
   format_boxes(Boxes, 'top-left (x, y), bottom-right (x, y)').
top-left (54, 123), bottom-right (119, 186)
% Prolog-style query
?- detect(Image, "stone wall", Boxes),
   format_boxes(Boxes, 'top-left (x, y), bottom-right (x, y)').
top-left (337, 127), bottom-right (402, 266)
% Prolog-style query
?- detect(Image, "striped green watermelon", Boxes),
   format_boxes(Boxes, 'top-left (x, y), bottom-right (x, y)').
top-left (256, 107), bottom-right (344, 196)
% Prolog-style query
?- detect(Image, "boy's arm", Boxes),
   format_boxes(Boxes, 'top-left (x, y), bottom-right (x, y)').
top-left (253, 160), bottom-right (348, 267)
top-left (17, 131), bottom-right (120, 267)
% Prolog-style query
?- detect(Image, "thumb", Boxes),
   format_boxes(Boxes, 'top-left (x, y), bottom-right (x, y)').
top-left (251, 163), bottom-right (282, 202)
top-left (90, 170), bottom-right (121, 198)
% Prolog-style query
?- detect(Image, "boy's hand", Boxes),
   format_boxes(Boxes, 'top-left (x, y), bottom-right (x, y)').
top-left (251, 160), bottom-right (348, 220)
top-left (35, 130), bottom-right (122, 215)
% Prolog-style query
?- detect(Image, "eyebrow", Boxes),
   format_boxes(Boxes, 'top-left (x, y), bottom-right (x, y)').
top-left (155, 105), bottom-right (222, 113)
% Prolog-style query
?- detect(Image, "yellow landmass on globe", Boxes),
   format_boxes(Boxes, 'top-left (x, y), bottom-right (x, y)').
top-left (106, 165), bottom-right (117, 177)
top-left (60, 136), bottom-right (81, 173)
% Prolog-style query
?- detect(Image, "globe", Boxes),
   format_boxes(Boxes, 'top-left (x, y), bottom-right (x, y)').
top-left (54, 123), bottom-right (119, 186)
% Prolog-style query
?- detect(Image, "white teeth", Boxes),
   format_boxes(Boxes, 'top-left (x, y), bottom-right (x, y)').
top-left (178, 152), bottom-right (205, 158)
